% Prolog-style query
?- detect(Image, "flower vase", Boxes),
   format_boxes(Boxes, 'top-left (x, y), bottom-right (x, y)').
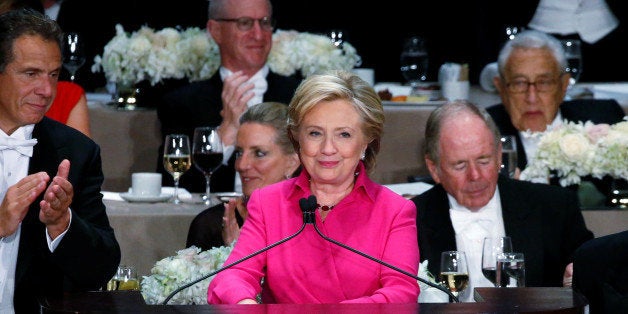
top-left (113, 79), bottom-right (188, 111)
top-left (114, 81), bottom-right (141, 110)
top-left (606, 177), bottom-right (628, 208)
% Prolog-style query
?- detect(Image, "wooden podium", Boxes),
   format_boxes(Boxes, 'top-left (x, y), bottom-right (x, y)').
top-left (40, 287), bottom-right (587, 313)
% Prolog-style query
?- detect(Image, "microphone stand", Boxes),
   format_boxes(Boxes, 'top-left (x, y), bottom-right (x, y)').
top-left (162, 223), bottom-right (306, 305)
top-left (306, 195), bottom-right (459, 302)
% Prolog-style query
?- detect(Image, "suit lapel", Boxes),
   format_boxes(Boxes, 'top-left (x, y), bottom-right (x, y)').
top-left (421, 185), bottom-right (457, 275)
top-left (498, 177), bottom-right (540, 257)
top-left (17, 119), bottom-right (63, 284)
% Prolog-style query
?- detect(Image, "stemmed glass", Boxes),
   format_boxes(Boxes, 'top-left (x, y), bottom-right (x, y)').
top-left (400, 36), bottom-right (429, 90)
top-left (62, 32), bottom-right (86, 82)
top-left (192, 127), bottom-right (224, 205)
top-left (482, 236), bottom-right (513, 287)
top-left (163, 134), bottom-right (191, 204)
top-left (561, 39), bottom-right (582, 88)
top-left (329, 29), bottom-right (344, 48)
top-left (500, 136), bottom-right (518, 178)
top-left (439, 251), bottom-right (469, 299)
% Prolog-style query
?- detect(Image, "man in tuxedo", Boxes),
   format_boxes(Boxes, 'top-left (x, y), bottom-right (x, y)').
top-left (411, 100), bottom-right (593, 302)
top-left (157, 0), bottom-right (302, 194)
top-left (0, 9), bottom-right (120, 312)
top-left (487, 29), bottom-right (625, 171)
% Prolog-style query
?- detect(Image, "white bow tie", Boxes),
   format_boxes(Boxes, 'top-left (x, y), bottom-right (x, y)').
top-left (0, 137), bottom-right (38, 157)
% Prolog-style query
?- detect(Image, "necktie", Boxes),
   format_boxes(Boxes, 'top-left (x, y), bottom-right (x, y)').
top-left (0, 137), bottom-right (38, 157)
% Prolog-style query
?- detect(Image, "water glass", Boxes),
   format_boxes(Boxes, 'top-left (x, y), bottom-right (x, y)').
top-left (496, 252), bottom-right (525, 287)
top-left (500, 135), bottom-right (518, 178)
top-left (400, 36), bottom-right (429, 86)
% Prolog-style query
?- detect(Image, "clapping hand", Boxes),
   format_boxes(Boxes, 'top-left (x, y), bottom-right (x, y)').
top-left (221, 197), bottom-right (248, 245)
top-left (39, 159), bottom-right (73, 239)
top-left (0, 171), bottom-right (49, 237)
top-left (218, 71), bottom-right (255, 146)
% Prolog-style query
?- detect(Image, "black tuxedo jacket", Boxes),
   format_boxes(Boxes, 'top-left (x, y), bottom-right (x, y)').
top-left (185, 203), bottom-right (244, 251)
top-left (486, 99), bottom-right (626, 169)
top-left (15, 117), bottom-right (120, 313)
top-left (573, 230), bottom-right (628, 314)
top-left (411, 176), bottom-right (593, 287)
top-left (157, 71), bottom-right (302, 193)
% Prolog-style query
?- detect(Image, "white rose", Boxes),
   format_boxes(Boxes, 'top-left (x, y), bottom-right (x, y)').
top-left (559, 133), bottom-right (591, 160)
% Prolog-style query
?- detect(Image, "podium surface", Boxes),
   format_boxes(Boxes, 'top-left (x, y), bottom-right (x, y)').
top-left (41, 287), bottom-right (587, 313)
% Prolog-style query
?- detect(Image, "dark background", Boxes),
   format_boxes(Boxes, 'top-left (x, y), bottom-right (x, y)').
top-left (51, 0), bottom-right (627, 91)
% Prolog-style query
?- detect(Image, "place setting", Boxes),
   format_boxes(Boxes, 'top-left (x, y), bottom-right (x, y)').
top-left (119, 172), bottom-right (174, 203)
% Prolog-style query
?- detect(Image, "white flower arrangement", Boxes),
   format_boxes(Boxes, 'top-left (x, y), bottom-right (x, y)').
top-left (141, 245), bottom-right (233, 305)
top-left (520, 119), bottom-right (628, 187)
top-left (417, 260), bottom-right (449, 303)
top-left (92, 25), bottom-right (361, 86)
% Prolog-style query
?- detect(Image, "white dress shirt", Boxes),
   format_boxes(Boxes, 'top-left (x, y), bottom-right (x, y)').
top-left (448, 188), bottom-right (506, 302)
top-left (219, 65), bottom-right (270, 193)
top-left (0, 125), bottom-right (34, 311)
top-left (519, 112), bottom-right (563, 167)
top-left (0, 125), bottom-right (70, 313)
top-left (528, 0), bottom-right (619, 44)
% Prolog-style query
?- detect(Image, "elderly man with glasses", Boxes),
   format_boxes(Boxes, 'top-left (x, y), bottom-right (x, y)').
top-left (486, 30), bottom-right (625, 174)
top-left (157, 0), bottom-right (303, 195)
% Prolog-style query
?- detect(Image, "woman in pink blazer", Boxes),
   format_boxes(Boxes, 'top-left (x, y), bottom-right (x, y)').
top-left (207, 71), bottom-right (420, 304)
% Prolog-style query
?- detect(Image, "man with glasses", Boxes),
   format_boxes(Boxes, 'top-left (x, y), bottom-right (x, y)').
top-left (487, 29), bottom-right (624, 172)
top-left (157, 0), bottom-right (302, 194)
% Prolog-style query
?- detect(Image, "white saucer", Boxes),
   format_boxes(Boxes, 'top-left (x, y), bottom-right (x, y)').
top-left (214, 192), bottom-right (243, 203)
top-left (119, 192), bottom-right (172, 203)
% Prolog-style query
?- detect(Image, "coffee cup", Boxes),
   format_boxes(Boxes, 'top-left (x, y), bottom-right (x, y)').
top-left (441, 80), bottom-right (470, 101)
top-left (353, 68), bottom-right (375, 87)
top-left (131, 172), bottom-right (162, 197)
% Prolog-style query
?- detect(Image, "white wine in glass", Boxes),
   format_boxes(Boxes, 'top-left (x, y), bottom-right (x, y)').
top-left (163, 134), bottom-right (191, 204)
top-left (439, 251), bottom-right (469, 298)
top-left (192, 127), bottom-right (224, 205)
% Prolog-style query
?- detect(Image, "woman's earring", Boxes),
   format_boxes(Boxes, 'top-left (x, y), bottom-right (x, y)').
top-left (360, 152), bottom-right (366, 160)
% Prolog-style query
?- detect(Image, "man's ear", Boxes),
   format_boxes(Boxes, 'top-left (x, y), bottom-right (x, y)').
top-left (426, 157), bottom-right (441, 184)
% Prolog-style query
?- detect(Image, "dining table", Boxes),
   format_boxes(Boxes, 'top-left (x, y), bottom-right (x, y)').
top-left (106, 182), bottom-right (628, 278)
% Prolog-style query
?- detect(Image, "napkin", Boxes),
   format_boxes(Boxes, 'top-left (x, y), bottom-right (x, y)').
top-left (592, 83), bottom-right (628, 102)
top-left (438, 63), bottom-right (469, 83)
top-left (480, 62), bottom-right (499, 92)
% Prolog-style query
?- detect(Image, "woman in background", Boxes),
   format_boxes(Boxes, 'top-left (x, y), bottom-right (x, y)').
top-left (186, 102), bottom-right (300, 250)
top-left (46, 80), bottom-right (91, 137)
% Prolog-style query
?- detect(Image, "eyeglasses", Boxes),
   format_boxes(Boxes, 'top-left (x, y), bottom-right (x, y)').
top-left (505, 77), bottom-right (560, 93)
top-left (214, 17), bottom-right (275, 32)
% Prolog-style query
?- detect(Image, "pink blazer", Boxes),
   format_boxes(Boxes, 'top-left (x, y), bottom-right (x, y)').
top-left (208, 163), bottom-right (420, 304)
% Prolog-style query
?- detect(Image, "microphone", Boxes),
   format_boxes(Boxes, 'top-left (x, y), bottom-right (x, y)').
top-left (162, 196), bottom-right (317, 305)
top-left (306, 196), bottom-right (459, 302)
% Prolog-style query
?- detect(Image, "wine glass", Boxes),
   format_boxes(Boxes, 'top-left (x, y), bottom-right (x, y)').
top-left (439, 251), bottom-right (469, 299)
top-left (561, 39), bottom-right (582, 87)
top-left (400, 36), bottom-right (429, 87)
top-left (500, 135), bottom-right (518, 178)
top-left (329, 29), bottom-right (344, 48)
top-left (192, 127), bottom-right (224, 205)
top-left (482, 236), bottom-right (513, 287)
top-left (163, 134), bottom-right (191, 204)
top-left (62, 32), bottom-right (86, 82)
